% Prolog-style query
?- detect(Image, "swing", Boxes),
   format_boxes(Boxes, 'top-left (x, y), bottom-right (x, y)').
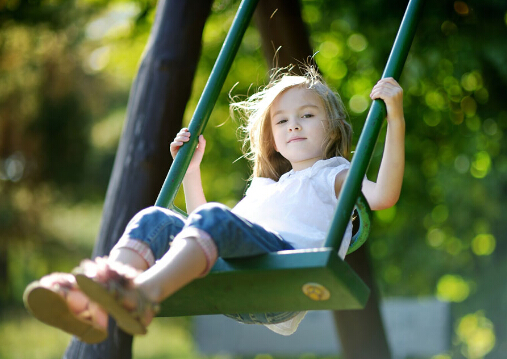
top-left (155, 0), bottom-right (424, 317)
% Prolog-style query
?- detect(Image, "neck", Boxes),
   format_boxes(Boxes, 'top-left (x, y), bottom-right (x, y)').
top-left (290, 157), bottom-right (323, 172)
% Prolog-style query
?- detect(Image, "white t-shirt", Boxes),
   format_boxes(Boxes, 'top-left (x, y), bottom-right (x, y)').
top-left (232, 157), bottom-right (353, 335)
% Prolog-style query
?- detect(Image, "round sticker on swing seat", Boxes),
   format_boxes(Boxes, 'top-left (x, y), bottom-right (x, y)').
top-left (302, 283), bottom-right (331, 301)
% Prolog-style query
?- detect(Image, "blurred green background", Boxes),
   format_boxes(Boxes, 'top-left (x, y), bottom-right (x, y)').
top-left (1, 0), bottom-right (506, 358)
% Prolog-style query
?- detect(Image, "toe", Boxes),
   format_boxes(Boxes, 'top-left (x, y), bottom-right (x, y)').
top-left (89, 302), bottom-right (108, 330)
top-left (66, 288), bottom-right (90, 314)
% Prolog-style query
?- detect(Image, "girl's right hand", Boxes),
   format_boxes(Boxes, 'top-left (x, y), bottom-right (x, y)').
top-left (170, 128), bottom-right (206, 173)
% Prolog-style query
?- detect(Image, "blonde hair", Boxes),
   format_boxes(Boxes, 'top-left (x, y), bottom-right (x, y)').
top-left (231, 66), bottom-right (352, 181)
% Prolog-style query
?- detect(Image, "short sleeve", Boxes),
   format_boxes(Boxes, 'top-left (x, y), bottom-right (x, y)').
top-left (311, 157), bottom-right (349, 199)
top-left (305, 157), bottom-right (351, 205)
top-left (325, 162), bottom-right (350, 197)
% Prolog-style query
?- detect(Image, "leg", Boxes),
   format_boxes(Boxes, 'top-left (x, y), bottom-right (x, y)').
top-left (134, 202), bottom-right (294, 302)
top-left (109, 205), bottom-right (186, 269)
top-left (75, 203), bottom-right (293, 334)
top-left (24, 206), bottom-right (185, 339)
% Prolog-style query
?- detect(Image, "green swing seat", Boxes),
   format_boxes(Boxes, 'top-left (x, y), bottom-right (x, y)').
top-left (158, 194), bottom-right (371, 317)
top-left (158, 248), bottom-right (368, 316)
top-left (154, 0), bottom-right (423, 317)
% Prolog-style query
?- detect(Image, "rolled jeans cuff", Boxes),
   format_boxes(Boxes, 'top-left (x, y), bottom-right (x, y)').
top-left (113, 236), bottom-right (156, 267)
top-left (176, 228), bottom-right (218, 277)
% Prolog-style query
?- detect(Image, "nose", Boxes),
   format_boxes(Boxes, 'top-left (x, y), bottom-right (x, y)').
top-left (288, 118), bottom-right (301, 131)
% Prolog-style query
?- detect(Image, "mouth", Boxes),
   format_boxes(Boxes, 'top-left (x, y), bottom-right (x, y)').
top-left (287, 137), bottom-right (306, 143)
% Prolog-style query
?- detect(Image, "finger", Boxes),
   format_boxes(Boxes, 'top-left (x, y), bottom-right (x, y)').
top-left (371, 87), bottom-right (396, 96)
top-left (170, 141), bottom-right (183, 157)
top-left (372, 82), bottom-right (397, 92)
top-left (196, 135), bottom-right (206, 151)
top-left (370, 89), bottom-right (387, 99)
top-left (370, 85), bottom-right (401, 98)
top-left (170, 141), bottom-right (184, 147)
top-left (374, 79), bottom-right (401, 92)
top-left (376, 77), bottom-right (399, 86)
top-left (174, 134), bottom-right (190, 142)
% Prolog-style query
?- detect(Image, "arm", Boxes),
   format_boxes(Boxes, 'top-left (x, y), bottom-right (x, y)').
top-left (170, 128), bottom-right (207, 213)
top-left (335, 77), bottom-right (405, 211)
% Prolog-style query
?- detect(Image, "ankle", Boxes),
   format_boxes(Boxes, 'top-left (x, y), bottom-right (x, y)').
top-left (134, 279), bottom-right (162, 304)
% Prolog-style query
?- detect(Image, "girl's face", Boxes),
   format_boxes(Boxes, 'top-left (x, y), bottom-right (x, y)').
top-left (270, 86), bottom-right (328, 171)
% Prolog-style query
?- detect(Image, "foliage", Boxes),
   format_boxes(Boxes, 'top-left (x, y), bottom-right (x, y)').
top-left (1, 0), bottom-right (507, 358)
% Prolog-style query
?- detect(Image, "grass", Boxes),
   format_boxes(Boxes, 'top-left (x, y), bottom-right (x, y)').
top-left (0, 308), bottom-right (200, 359)
top-left (0, 308), bottom-right (344, 359)
top-left (0, 309), bottom-right (73, 359)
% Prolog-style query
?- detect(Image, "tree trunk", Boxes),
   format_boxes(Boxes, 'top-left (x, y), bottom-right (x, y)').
top-left (254, 0), bottom-right (316, 73)
top-left (254, 2), bottom-right (391, 358)
top-left (63, 0), bottom-right (213, 358)
top-left (333, 245), bottom-right (392, 359)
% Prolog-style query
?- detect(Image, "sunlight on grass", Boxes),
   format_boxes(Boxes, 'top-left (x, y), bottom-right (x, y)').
top-left (133, 318), bottom-right (198, 359)
top-left (0, 311), bottom-right (201, 359)
top-left (0, 310), bottom-right (72, 359)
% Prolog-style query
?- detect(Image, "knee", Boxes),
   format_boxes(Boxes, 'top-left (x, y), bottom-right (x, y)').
top-left (132, 206), bottom-right (177, 225)
top-left (191, 202), bottom-right (231, 221)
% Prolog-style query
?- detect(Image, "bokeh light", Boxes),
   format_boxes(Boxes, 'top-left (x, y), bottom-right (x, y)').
top-left (461, 72), bottom-right (483, 92)
top-left (427, 227), bottom-right (445, 248)
top-left (471, 234), bottom-right (496, 256)
top-left (423, 109), bottom-right (441, 127)
top-left (441, 20), bottom-right (458, 36)
top-left (88, 46), bottom-right (111, 72)
top-left (347, 33), bottom-right (368, 52)
top-left (471, 151), bottom-right (491, 178)
top-left (456, 312), bottom-right (496, 359)
top-left (436, 274), bottom-right (470, 302)
top-left (454, 1), bottom-right (470, 15)
top-left (349, 94), bottom-right (369, 113)
top-left (454, 154), bottom-right (470, 174)
top-left (319, 40), bottom-right (341, 59)
top-left (425, 91), bottom-right (446, 111)
top-left (461, 96), bottom-right (477, 117)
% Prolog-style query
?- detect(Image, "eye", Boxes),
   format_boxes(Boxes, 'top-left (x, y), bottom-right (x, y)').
top-left (276, 118), bottom-right (288, 125)
top-left (302, 113), bottom-right (314, 118)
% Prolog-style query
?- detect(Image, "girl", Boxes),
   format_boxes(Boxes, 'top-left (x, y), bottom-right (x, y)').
top-left (23, 67), bottom-right (405, 342)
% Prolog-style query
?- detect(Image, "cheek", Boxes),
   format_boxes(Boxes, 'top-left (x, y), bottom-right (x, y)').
top-left (272, 134), bottom-right (279, 152)
top-left (270, 127), bottom-right (280, 152)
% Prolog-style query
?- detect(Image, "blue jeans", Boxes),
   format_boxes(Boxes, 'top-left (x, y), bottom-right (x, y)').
top-left (121, 202), bottom-right (298, 324)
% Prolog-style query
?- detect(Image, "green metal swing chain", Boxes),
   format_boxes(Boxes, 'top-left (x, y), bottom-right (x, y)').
top-left (154, 0), bottom-right (425, 254)
top-left (328, 0), bottom-right (425, 251)
top-left (155, 0), bottom-right (260, 209)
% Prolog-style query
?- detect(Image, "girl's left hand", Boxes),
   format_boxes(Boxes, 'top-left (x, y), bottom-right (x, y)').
top-left (370, 77), bottom-right (404, 123)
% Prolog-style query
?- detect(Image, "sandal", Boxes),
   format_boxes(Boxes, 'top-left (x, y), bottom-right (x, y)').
top-left (72, 258), bottom-right (160, 336)
top-left (23, 273), bottom-right (108, 344)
